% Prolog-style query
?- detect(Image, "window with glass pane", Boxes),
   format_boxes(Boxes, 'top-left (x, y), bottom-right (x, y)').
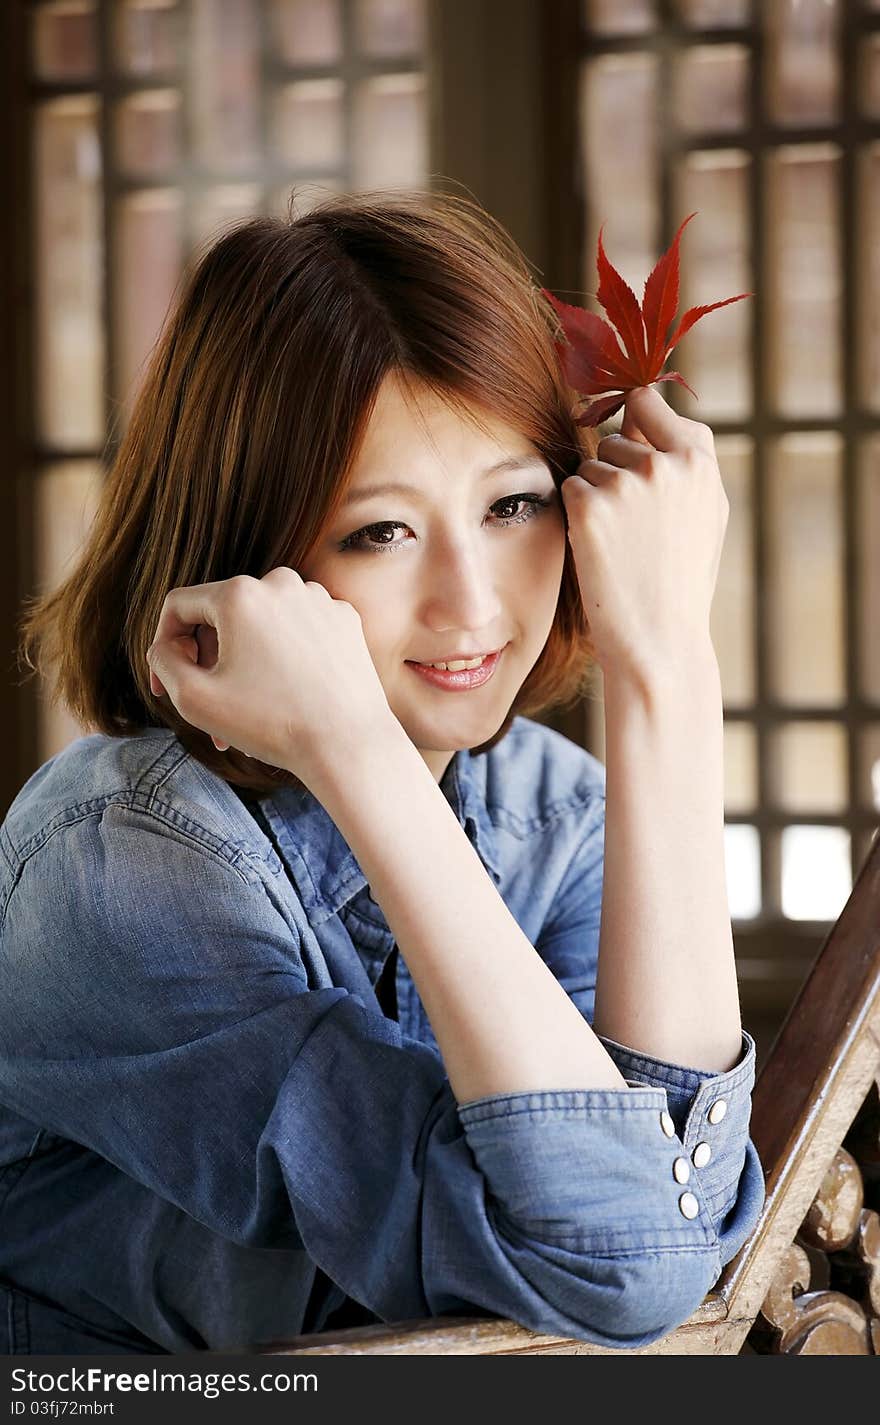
top-left (576, 2), bottom-right (880, 983)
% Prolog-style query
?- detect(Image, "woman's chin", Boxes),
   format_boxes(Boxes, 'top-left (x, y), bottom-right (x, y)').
top-left (398, 706), bottom-right (503, 753)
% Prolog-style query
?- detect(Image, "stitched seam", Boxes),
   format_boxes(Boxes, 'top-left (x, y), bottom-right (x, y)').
top-left (490, 791), bottom-right (606, 839)
top-left (341, 902), bottom-right (393, 933)
top-left (132, 741), bottom-right (190, 801)
top-left (0, 824), bottom-right (16, 875)
top-left (483, 722), bottom-right (606, 832)
top-left (0, 856), bottom-right (23, 928)
top-left (459, 1097), bottom-right (666, 1123)
top-left (9, 800), bottom-right (268, 887)
top-left (103, 802), bottom-right (257, 884)
top-left (495, 1209), bottom-right (718, 1254)
top-left (7, 743), bottom-right (277, 880)
top-left (599, 1039), bottom-right (755, 1095)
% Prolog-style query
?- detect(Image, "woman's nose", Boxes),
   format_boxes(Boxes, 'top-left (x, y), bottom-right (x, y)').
top-left (420, 546), bottom-right (504, 632)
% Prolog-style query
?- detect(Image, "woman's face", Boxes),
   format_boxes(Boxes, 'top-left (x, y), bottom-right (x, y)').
top-left (298, 372), bottom-right (567, 782)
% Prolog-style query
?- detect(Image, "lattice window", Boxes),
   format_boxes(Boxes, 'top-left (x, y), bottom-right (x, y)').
top-left (27, 0), bottom-right (428, 757)
top-left (576, 1), bottom-right (880, 983)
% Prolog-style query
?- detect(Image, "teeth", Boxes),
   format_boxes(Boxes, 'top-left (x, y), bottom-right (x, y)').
top-left (424, 655), bottom-right (487, 671)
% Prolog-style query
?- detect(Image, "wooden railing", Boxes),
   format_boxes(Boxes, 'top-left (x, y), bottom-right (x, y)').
top-left (251, 834), bottom-right (880, 1356)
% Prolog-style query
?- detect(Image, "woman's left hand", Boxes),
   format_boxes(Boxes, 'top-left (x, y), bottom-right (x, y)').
top-left (560, 385), bottom-right (729, 689)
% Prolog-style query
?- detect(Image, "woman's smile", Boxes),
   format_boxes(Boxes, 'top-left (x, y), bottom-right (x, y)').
top-left (405, 646), bottom-right (506, 691)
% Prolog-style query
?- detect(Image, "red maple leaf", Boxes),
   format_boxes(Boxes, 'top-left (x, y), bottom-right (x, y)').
top-left (542, 212), bottom-right (752, 427)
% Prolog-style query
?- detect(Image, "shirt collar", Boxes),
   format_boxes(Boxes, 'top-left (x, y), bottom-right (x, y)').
top-left (255, 745), bottom-right (502, 925)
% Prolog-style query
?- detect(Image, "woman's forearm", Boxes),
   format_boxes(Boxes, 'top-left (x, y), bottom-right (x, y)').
top-left (593, 644), bottom-right (742, 1072)
top-left (302, 722), bottom-right (629, 1103)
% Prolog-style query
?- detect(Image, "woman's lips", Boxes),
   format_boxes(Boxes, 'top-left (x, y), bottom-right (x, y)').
top-left (405, 647), bottom-right (504, 691)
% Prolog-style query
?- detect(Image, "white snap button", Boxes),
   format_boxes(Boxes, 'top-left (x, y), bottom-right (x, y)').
top-left (693, 1141), bottom-right (712, 1168)
top-left (707, 1098), bottom-right (728, 1124)
top-left (659, 1110), bottom-right (675, 1138)
top-left (678, 1191), bottom-right (700, 1220)
top-left (673, 1156), bottom-right (691, 1184)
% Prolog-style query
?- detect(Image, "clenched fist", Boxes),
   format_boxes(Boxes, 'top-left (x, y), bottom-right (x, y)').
top-left (146, 567), bottom-right (396, 781)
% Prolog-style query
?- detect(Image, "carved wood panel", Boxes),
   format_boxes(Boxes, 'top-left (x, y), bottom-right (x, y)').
top-left (747, 1074), bottom-right (880, 1354)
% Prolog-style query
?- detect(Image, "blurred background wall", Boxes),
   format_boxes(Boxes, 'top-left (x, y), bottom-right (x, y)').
top-left (2, 0), bottom-right (879, 1063)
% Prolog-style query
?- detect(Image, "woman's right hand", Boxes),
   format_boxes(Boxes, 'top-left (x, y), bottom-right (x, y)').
top-left (146, 568), bottom-right (396, 779)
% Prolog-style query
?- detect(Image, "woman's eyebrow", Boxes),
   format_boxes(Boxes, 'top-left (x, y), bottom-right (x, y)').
top-left (341, 454), bottom-right (549, 509)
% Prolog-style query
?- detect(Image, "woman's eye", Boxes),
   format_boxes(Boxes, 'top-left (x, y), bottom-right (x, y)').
top-left (337, 492), bottom-right (556, 554)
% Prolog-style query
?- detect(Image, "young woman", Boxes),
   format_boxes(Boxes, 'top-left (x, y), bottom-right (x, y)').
top-left (1, 189), bottom-right (764, 1355)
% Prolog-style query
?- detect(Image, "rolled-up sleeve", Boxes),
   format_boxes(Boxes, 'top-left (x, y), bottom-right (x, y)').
top-left (453, 1034), bottom-right (764, 1347)
top-left (594, 1030), bottom-right (765, 1267)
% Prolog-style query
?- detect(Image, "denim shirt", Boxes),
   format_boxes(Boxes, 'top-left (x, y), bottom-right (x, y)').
top-left (0, 716), bottom-right (765, 1355)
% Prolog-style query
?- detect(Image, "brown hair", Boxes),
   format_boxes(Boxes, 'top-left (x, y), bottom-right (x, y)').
top-left (18, 187), bottom-right (599, 794)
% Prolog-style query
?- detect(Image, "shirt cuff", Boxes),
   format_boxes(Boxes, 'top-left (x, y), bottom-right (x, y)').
top-left (456, 1083), bottom-right (718, 1251)
top-left (594, 1029), bottom-right (759, 1235)
top-left (593, 1030), bottom-right (756, 1122)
